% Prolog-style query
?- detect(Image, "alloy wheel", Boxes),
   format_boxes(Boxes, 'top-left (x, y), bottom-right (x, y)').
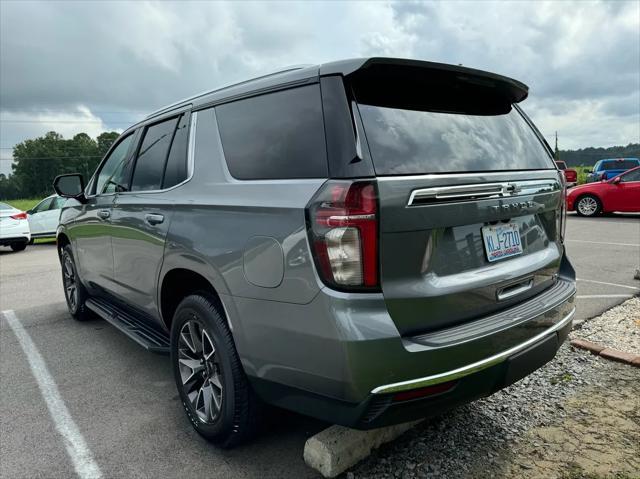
top-left (63, 255), bottom-right (78, 310)
top-left (178, 318), bottom-right (223, 424)
top-left (577, 196), bottom-right (598, 216)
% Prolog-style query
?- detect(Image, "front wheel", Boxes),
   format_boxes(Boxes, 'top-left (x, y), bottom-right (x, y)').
top-left (61, 245), bottom-right (93, 321)
top-left (170, 293), bottom-right (260, 448)
top-left (575, 194), bottom-right (602, 217)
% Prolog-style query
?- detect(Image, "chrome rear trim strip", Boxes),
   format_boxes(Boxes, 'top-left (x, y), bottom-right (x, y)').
top-left (408, 179), bottom-right (560, 206)
top-left (371, 307), bottom-right (575, 394)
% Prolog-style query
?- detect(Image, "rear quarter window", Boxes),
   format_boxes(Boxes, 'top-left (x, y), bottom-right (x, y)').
top-left (215, 84), bottom-right (328, 180)
top-left (358, 105), bottom-right (554, 175)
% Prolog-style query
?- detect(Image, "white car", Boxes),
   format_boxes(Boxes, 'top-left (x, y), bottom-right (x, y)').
top-left (27, 195), bottom-right (66, 241)
top-left (0, 202), bottom-right (31, 251)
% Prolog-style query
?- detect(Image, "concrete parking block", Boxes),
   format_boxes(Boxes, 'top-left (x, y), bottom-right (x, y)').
top-left (303, 420), bottom-right (422, 478)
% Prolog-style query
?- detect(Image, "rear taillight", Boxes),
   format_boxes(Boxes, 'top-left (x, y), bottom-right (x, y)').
top-left (10, 212), bottom-right (27, 220)
top-left (306, 180), bottom-right (379, 291)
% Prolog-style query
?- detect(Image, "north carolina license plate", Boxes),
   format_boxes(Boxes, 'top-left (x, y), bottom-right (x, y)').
top-left (481, 223), bottom-right (523, 262)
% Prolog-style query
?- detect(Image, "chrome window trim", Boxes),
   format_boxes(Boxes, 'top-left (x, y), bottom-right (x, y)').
top-left (116, 111), bottom-right (197, 196)
top-left (371, 307), bottom-right (575, 394)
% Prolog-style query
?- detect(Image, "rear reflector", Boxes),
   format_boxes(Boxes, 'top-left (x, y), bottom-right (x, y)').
top-left (10, 212), bottom-right (28, 220)
top-left (306, 180), bottom-right (379, 291)
top-left (392, 381), bottom-right (457, 402)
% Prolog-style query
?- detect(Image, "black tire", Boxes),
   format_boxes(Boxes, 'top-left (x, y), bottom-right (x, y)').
top-left (10, 242), bottom-right (27, 252)
top-left (60, 245), bottom-right (93, 321)
top-left (170, 293), bottom-right (260, 448)
top-left (575, 194), bottom-right (602, 217)
top-left (28, 238), bottom-right (35, 245)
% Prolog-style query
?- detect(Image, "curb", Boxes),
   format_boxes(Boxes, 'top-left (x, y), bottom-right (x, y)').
top-left (570, 339), bottom-right (640, 368)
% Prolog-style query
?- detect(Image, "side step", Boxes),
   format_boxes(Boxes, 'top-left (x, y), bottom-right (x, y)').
top-left (86, 297), bottom-right (170, 355)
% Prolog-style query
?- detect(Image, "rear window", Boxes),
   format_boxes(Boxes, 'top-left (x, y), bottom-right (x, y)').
top-left (601, 160), bottom-right (639, 170)
top-left (215, 85), bottom-right (327, 180)
top-left (0, 202), bottom-right (11, 210)
top-left (358, 105), bottom-right (554, 175)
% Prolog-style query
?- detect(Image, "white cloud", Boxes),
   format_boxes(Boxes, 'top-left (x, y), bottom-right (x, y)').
top-left (0, 0), bottom-right (637, 172)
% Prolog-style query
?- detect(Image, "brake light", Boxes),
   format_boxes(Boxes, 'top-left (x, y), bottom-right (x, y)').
top-left (306, 180), bottom-right (379, 291)
top-left (10, 212), bottom-right (27, 220)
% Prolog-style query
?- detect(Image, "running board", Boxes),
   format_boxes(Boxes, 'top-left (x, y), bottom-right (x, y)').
top-left (85, 297), bottom-right (170, 355)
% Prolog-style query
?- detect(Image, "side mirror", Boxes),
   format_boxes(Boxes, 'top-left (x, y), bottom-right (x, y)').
top-left (53, 174), bottom-right (86, 203)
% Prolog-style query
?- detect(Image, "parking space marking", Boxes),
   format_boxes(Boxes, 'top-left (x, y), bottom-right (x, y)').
top-left (576, 278), bottom-right (640, 291)
top-left (2, 310), bottom-right (103, 479)
top-left (576, 294), bottom-right (634, 299)
top-left (567, 239), bottom-right (640, 247)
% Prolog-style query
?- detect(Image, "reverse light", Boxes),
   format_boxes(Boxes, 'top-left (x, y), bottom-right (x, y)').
top-left (306, 180), bottom-right (379, 291)
top-left (10, 212), bottom-right (27, 220)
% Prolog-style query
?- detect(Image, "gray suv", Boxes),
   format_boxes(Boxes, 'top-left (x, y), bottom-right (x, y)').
top-left (53, 57), bottom-right (576, 448)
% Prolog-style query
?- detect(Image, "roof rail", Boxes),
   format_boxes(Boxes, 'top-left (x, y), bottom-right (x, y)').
top-left (146, 64), bottom-right (314, 119)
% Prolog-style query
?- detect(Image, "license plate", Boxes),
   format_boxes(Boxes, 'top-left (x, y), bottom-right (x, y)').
top-left (481, 223), bottom-right (523, 262)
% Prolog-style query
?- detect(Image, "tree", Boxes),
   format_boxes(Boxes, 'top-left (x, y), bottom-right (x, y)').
top-left (6, 130), bottom-right (119, 199)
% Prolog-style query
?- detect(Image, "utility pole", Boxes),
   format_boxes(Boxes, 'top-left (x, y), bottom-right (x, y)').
top-left (554, 131), bottom-right (560, 161)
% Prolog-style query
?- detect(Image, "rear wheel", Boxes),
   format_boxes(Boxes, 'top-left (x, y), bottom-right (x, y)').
top-left (575, 194), bottom-right (602, 217)
top-left (61, 245), bottom-right (92, 321)
top-left (10, 242), bottom-right (27, 252)
top-left (171, 293), bottom-right (260, 448)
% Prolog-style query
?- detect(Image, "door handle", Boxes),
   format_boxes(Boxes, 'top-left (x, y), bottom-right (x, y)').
top-left (98, 210), bottom-right (110, 219)
top-left (145, 213), bottom-right (164, 225)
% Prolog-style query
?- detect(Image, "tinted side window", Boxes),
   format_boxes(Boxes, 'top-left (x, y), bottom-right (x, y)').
top-left (216, 85), bottom-right (327, 180)
top-left (32, 197), bottom-right (53, 213)
top-left (96, 134), bottom-right (135, 194)
top-left (621, 169), bottom-right (640, 182)
top-left (50, 197), bottom-right (67, 209)
top-left (162, 114), bottom-right (190, 189)
top-left (131, 117), bottom-right (179, 191)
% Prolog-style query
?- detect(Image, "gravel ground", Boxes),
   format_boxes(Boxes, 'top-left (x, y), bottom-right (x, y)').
top-left (349, 299), bottom-right (640, 479)
top-left (574, 297), bottom-right (640, 355)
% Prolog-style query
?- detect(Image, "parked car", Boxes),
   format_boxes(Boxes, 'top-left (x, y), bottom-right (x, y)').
top-left (53, 58), bottom-right (576, 448)
top-left (27, 194), bottom-right (66, 242)
top-left (0, 202), bottom-right (31, 251)
top-left (567, 165), bottom-right (640, 216)
top-left (585, 158), bottom-right (640, 183)
top-left (555, 160), bottom-right (577, 187)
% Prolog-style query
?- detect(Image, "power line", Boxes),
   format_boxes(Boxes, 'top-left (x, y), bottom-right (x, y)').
top-left (0, 119), bottom-right (135, 124)
top-left (0, 155), bottom-right (103, 161)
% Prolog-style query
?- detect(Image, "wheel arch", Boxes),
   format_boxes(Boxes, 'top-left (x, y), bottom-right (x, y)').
top-left (159, 268), bottom-right (234, 335)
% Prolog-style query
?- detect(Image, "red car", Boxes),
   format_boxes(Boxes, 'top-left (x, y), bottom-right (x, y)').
top-left (555, 160), bottom-right (577, 187)
top-left (567, 166), bottom-right (640, 216)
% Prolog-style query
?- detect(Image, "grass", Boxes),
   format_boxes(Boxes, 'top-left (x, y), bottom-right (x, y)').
top-left (2, 198), bottom-right (56, 244)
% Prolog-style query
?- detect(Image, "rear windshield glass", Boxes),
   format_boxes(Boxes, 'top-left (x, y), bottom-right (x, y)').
top-left (0, 202), bottom-right (11, 210)
top-left (358, 105), bottom-right (554, 175)
top-left (601, 160), bottom-right (639, 170)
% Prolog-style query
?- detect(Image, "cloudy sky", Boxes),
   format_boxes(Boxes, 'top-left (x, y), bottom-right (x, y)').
top-left (1, 0), bottom-right (638, 175)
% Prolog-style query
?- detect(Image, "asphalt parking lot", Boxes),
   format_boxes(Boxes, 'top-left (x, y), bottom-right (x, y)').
top-left (1, 213), bottom-right (638, 479)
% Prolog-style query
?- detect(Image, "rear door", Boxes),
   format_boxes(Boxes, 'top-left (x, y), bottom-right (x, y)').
top-left (352, 71), bottom-right (562, 336)
top-left (27, 197), bottom-right (53, 236)
top-left (110, 112), bottom-right (190, 319)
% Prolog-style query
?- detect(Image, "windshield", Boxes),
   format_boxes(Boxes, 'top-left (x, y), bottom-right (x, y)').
top-left (0, 202), bottom-right (12, 210)
top-left (358, 105), bottom-right (554, 175)
top-left (601, 160), bottom-right (639, 170)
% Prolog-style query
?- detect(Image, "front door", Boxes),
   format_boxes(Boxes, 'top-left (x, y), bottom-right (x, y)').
top-left (71, 132), bottom-right (137, 293)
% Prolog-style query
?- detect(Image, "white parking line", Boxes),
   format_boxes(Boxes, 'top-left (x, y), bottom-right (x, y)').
top-left (2, 310), bottom-right (102, 479)
top-left (576, 294), bottom-right (634, 299)
top-left (566, 239), bottom-right (640, 247)
top-left (576, 278), bottom-right (640, 291)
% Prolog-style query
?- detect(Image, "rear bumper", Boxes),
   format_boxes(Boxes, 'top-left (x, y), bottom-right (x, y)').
top-left (241, 256), bottom-right (576, 429)
top-left (0, 234), bottom-right (30, 246)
